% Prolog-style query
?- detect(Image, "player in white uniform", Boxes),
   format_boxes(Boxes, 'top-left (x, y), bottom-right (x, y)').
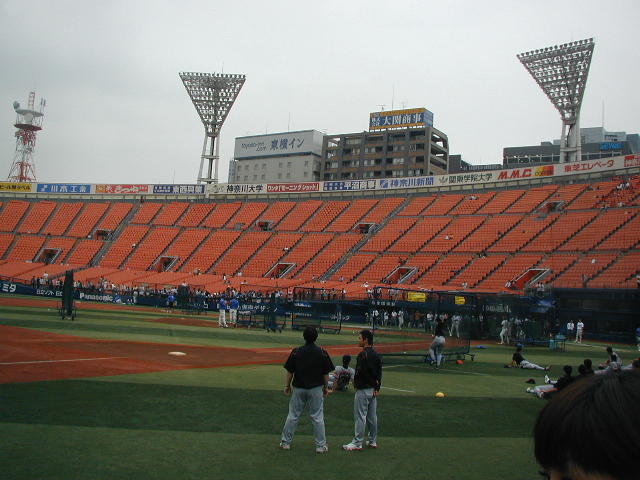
top-left (575, 320), bottom-right (584, 343)
top-left (328, 355), bottom-right (355, 391)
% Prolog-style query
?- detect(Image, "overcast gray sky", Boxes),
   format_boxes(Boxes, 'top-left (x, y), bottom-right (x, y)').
top-left (1, 0), bottom-right (638, 185)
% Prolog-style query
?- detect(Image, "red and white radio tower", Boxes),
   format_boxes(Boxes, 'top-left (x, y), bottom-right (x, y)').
top-left (8, 91), bottom-right (46, 182)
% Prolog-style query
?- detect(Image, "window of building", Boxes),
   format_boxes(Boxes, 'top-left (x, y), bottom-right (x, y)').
top-left (303, 171), bottom-right (308, 177)
top-left (254, 164), bottom-right (258, 170)
top-left (386, 158), bottom-right (393, 164)
top-left (278, 162), bottom-right (283, 168)
top-left (393, 157), bottom-right (405, 165)
top-left (415, 156), bottom-right (425, 163)
top-left (352, 148), bottom-right (361, 155)
top-left (262, 163), bottom-right (266, 169)
top-left (330, 161), bottom-right (338, 169)
top-left (304, 160), bottom-right (309, 166)
top-left (278, 173), bottom-right (282, 179)
top-left (345, 138), bottom-right (361, 146)
top-left (326, 149), bottom-right (336, 158)
top-left (363, 158), bottom-right (375, 166)
top-left (253, 174), bottom-right (257, 180)
top-left (375, 146), bottom-right (383, 153)
top-left (367, 135), bottom-right (383, 143)
top-left (286, 172), bottom-right (290, 178)
top-left (343, 148), bottom-right (352, 155)
top-left (244, 165), bottom-right (249, 171)
top-left (363, 171), bottom-right (375, 178)
top-left (244, 175), bottom-right (248, 181)
top-left (261, 174), bottom-right (265, 180)
top-left (392, 170), bottom-right (404, 177)
top-left (287, 161), bottom-right (291, 168)
top-left (342, 160), bottom-right (352, 167)
top-left (415, 143), bottom-right (425, 150)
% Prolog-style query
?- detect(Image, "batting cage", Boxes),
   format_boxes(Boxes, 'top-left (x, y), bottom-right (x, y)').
top-left (365, 288), bottom-right (478, 364)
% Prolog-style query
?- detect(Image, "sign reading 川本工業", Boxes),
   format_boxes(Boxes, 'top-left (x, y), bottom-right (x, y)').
top-left (369, 108), bottom-right (433, 130)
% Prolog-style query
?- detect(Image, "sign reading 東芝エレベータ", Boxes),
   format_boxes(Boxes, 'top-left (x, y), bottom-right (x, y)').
top-left (369, 108), bottom-right (434, 130)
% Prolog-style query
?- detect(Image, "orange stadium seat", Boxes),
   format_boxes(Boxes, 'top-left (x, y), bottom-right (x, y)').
top-left (0, 200), bottom-right (30, 232)
top-left (153, 202), bottom-right (189, 226)
top-left (66, 202), bottom-right (111, 238)
top-left (17, 201), bottom-right (57, 234)
top-left (176, 203), bottom-right (216, 227)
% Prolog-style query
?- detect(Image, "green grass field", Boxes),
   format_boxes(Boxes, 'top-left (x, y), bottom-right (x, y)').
top-left (1, 297), bottom-right (635, 480)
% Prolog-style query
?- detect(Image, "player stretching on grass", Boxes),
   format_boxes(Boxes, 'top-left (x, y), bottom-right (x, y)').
top-left (343, 329), bottom-right (382, 451)
top-left (506, 345), bottom-right (550, 371)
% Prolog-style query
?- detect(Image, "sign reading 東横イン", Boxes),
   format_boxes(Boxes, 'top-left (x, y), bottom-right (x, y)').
top-left (369, 108), bottom-right (433, 130)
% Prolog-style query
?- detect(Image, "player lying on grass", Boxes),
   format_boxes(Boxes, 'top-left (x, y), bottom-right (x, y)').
top-left (505, 345), bottom-right (550, 371)
top-left (526, 365), bottom-right (574, 399)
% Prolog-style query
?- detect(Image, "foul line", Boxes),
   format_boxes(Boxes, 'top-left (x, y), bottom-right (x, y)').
top-left (381, 386), bottom-right (415, 393)
top-left (0, 357), bottom-right (127, 366)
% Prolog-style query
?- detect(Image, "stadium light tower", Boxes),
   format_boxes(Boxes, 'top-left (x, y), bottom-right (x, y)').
top-left (8, 91), bottom-right (45, 182)
top-left (518, 38), bottom-right (595, 164)
top-left (179, 72), bottom-right (246, 184)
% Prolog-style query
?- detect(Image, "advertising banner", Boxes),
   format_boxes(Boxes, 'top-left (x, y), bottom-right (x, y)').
top-left (407, 291), bottom-right (426, 302)
top-left (234, 130), bottom-right (323, 159)
top-left (624, 154), bottom-right (640, 168)
top-left (369, 108), bottom-right (433, 130)
top-left (152, 184), bottom-right (205, 195)
top-left (267, 182), bottom-right (320, 193)
top-left (96, 184), bottom-right (149, 194)
top-left (37, 183), bottom-right (92, 194)
top-left (323, 180), bottom-right (377, 192)
top-left (557, 157), bottom-right (621, 176)
top-left (0, 182), bottom-right (33, 192)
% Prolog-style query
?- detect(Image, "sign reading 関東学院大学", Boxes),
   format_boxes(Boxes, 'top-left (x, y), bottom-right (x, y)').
top-left (369, 108), bottom-right (434, 130)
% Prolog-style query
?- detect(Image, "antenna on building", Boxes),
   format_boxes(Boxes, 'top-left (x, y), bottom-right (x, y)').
top-left (179, 71), bottom-right (246, 184)
top-left (8, 91), bottom-right (45, 183)
top-left (377, 104), bottom-right (386, 111)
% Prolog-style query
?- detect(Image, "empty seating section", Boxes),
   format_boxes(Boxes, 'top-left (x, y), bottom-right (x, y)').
top-left (97, 203), bottom-right (133, 231)
top-left (449, 192), bottom-right (495, 215)
top-left (554, 184), bottom-right (588, 207)
top-left (298, 233), bottom-right (361, 280)
top-left (100, 225), bottom-right (150, 268)
top-left (536, 254), bottom-right (580, 284)
top-left (422, 216), bottom-right (485, 252)
top-left (242, 233), bottom-right (303, 277)
top-left (506, 185), bottom-right (557, 213)
top-left (41, 237), bottom-right (76, 263)
top-left (177, 203), bottom-right (216, 227)
top-left (125, 227), bottom-right (180, 270)
top-left (553, 253), bottom-right (618, 288)
top-left (445, 254), bottom-right (507, 288)
top-left (404, 254), bottom-right (441, 283)
top-left (589, 251), bottom-right (640, 289)
top-left (8, 235), bottom-right (46, 262)
top-left (361, 197), bottom-right (406, 224)
top-left (522, 211), bottom-right (597, 252)
top-left (477, 190), bottom-right (524, 214)
top-left (258, 202), bottom-right (296, 229)
top-left (487, 215), bottom-right (556, 253)
top-left (283, 233), bottom-right (334, 278)
top-left (130, 203), bottom-right (162, 224)
top-left (476, 254), bottom-right (544, 290)
top-left (454, 214), bottom-right (521, 253)
top-left (422, 194), bottom-right (463, 215)
top-left (558, 210), bottom-right (630, 252)
top-left (276, 200), bottom-right (323, 231)
top-left (202, 202), bottom-right (241, 228)
top-left (301, 201), bottom-right (349, 232)
top-left (65, 239), bottom-right (104, 266)
top-left (162, 229), bottom-right (210, 271)
top-left (358, 255), bottom-right (405, 283)
top-left (153, 202), bottom-right (189, 226)
top-left (595, 213), bottom-right (640, 250)
top-left (213, 231), bottom-right (272, 276)
top-left (226, 202), bottom-right (268, 230)
top-left (327, 199), bottom-right (379, 232)
top-left (18, 201), bottom-right (56, 234)
top-left (0, 200), bottom-right (29, 232)
top-left (180, 231), bottom-right (241, 274)
top-left (41, 202), bottom-right (84, 236)
top-left (415, 254), bottom-right (474, 288)
top-left (361, 218), bottom-right (417, 252)
top-left (330, 253), bottom-right (377, 282)
top-left (66, 202), bottom-right (110, 238)
top-left (566, 180), bottom-right (618, 210)
top-left (389, 217), bottom-right (451, 253)
top-left (397, 196), bottom-right (436, 215)
top-left (1, 175), bottom-right (640, 290)
top-left (0, 233), bottom-right (14, 258)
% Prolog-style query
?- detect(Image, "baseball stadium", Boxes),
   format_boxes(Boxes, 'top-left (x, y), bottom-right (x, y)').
top-left (1, 38), bottom-right (639, 480)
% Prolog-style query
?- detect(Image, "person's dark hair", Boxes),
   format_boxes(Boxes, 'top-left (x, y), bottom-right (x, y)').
top-left (360, 329), bottom-right (374, 345)
top-left (633, 358), bottom-right (640, 369)
top-left (534, 371), bottom-right (640, 480)
top-left (303, 326), bottom-right (318, 344)
top-left (577, 364), bottom-right (587, 375)
top-left (583, 358), bottom-right (593, 370)
top-left (562, 365), bottom-right (572, 376)
top-left (516, 345), bottom-right (523, 352)
top-left (606, 346), bottom-right (613, 354)
top-left (342, 354), bottom-right (351, 366)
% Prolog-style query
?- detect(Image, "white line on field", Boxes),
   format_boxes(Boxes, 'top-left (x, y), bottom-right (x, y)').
top-left (381, 386), bottom-right (416, 393)
top-left (0, 357), bottom-right (126, 366)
